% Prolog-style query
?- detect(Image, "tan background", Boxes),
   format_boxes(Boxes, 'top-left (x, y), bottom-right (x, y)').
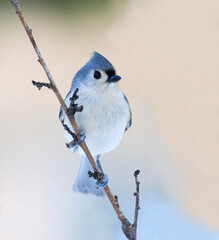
top-left (0, 0), bottom-right (218, 239)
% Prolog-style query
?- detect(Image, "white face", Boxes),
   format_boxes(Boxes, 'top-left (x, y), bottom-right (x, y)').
top-left (86, 69), bottom-right (109, 88)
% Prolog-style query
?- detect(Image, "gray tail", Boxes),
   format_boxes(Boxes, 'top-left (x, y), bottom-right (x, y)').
top-left (72, 155), bottom-right (105, 196)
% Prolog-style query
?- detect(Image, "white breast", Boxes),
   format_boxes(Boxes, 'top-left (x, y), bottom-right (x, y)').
top-left (64, 84), bottom-right (130, 156)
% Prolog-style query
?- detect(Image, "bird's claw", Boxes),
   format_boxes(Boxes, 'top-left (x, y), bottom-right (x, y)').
top-left (96, 174), bottom-right (108, 189)
top-left (66, 132), bottom-right (86, 149)
top-left (88, 170), bottom-right (109, 189)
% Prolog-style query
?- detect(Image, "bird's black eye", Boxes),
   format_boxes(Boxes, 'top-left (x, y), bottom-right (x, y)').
top-left (93, 70), bottom-right (101, 79)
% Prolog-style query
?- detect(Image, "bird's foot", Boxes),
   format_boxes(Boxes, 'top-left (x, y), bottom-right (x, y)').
top-left (61, 119), bottom-right (86, 149)
top-left (96, 173), bottom-right (108, 189)
top-left (66, 132), bottom-right (86, 149)
top-left (88, 171), bottom-right (109, 189)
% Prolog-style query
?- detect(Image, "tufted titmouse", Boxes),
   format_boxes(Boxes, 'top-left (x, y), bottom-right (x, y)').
top-left (59, 52), bottom-right (132, 196)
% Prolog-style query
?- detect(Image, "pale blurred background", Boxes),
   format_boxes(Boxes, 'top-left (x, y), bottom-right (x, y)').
top-left (0, 0), bottom-right (219, 239)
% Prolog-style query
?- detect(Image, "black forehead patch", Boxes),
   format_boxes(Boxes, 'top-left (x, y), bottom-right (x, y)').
top-left (105, 68), bottom-right (115, 78)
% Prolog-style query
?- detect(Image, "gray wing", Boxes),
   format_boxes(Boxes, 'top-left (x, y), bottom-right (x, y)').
top-left (123, 94), bottom-right (132, 132)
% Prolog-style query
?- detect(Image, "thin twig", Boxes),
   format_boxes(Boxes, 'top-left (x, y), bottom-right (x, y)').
top-left (133, 170), bottom-right (140, 239)
top-left (67, 88), bottom-right (83, 117)
top-left (32, 80), bottom-right (52, 90)
top-left (121, 170), bottom-right (140, 240)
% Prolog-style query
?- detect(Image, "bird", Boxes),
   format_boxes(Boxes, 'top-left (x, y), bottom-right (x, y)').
top-left (59, 52), bottom-right (132, 196)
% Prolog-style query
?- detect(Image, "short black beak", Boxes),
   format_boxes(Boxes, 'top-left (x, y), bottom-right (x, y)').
top-left (107, 75), bottom-right (121, 83)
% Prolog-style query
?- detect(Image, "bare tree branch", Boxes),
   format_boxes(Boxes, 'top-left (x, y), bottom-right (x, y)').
top-left (9, 1), bottom-right (140, 239)
top-left (133, 170), bottom-right (140, 238)
top-left (122, 170), bottom-right (140, 239)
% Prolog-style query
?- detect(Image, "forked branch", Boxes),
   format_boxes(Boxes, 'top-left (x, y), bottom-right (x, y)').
top-left (10, 1), bottom-right (140, 238)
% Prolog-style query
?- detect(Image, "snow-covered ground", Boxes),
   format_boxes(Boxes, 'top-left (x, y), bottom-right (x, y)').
top-left (132, 192), bottom-right (219, 240)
